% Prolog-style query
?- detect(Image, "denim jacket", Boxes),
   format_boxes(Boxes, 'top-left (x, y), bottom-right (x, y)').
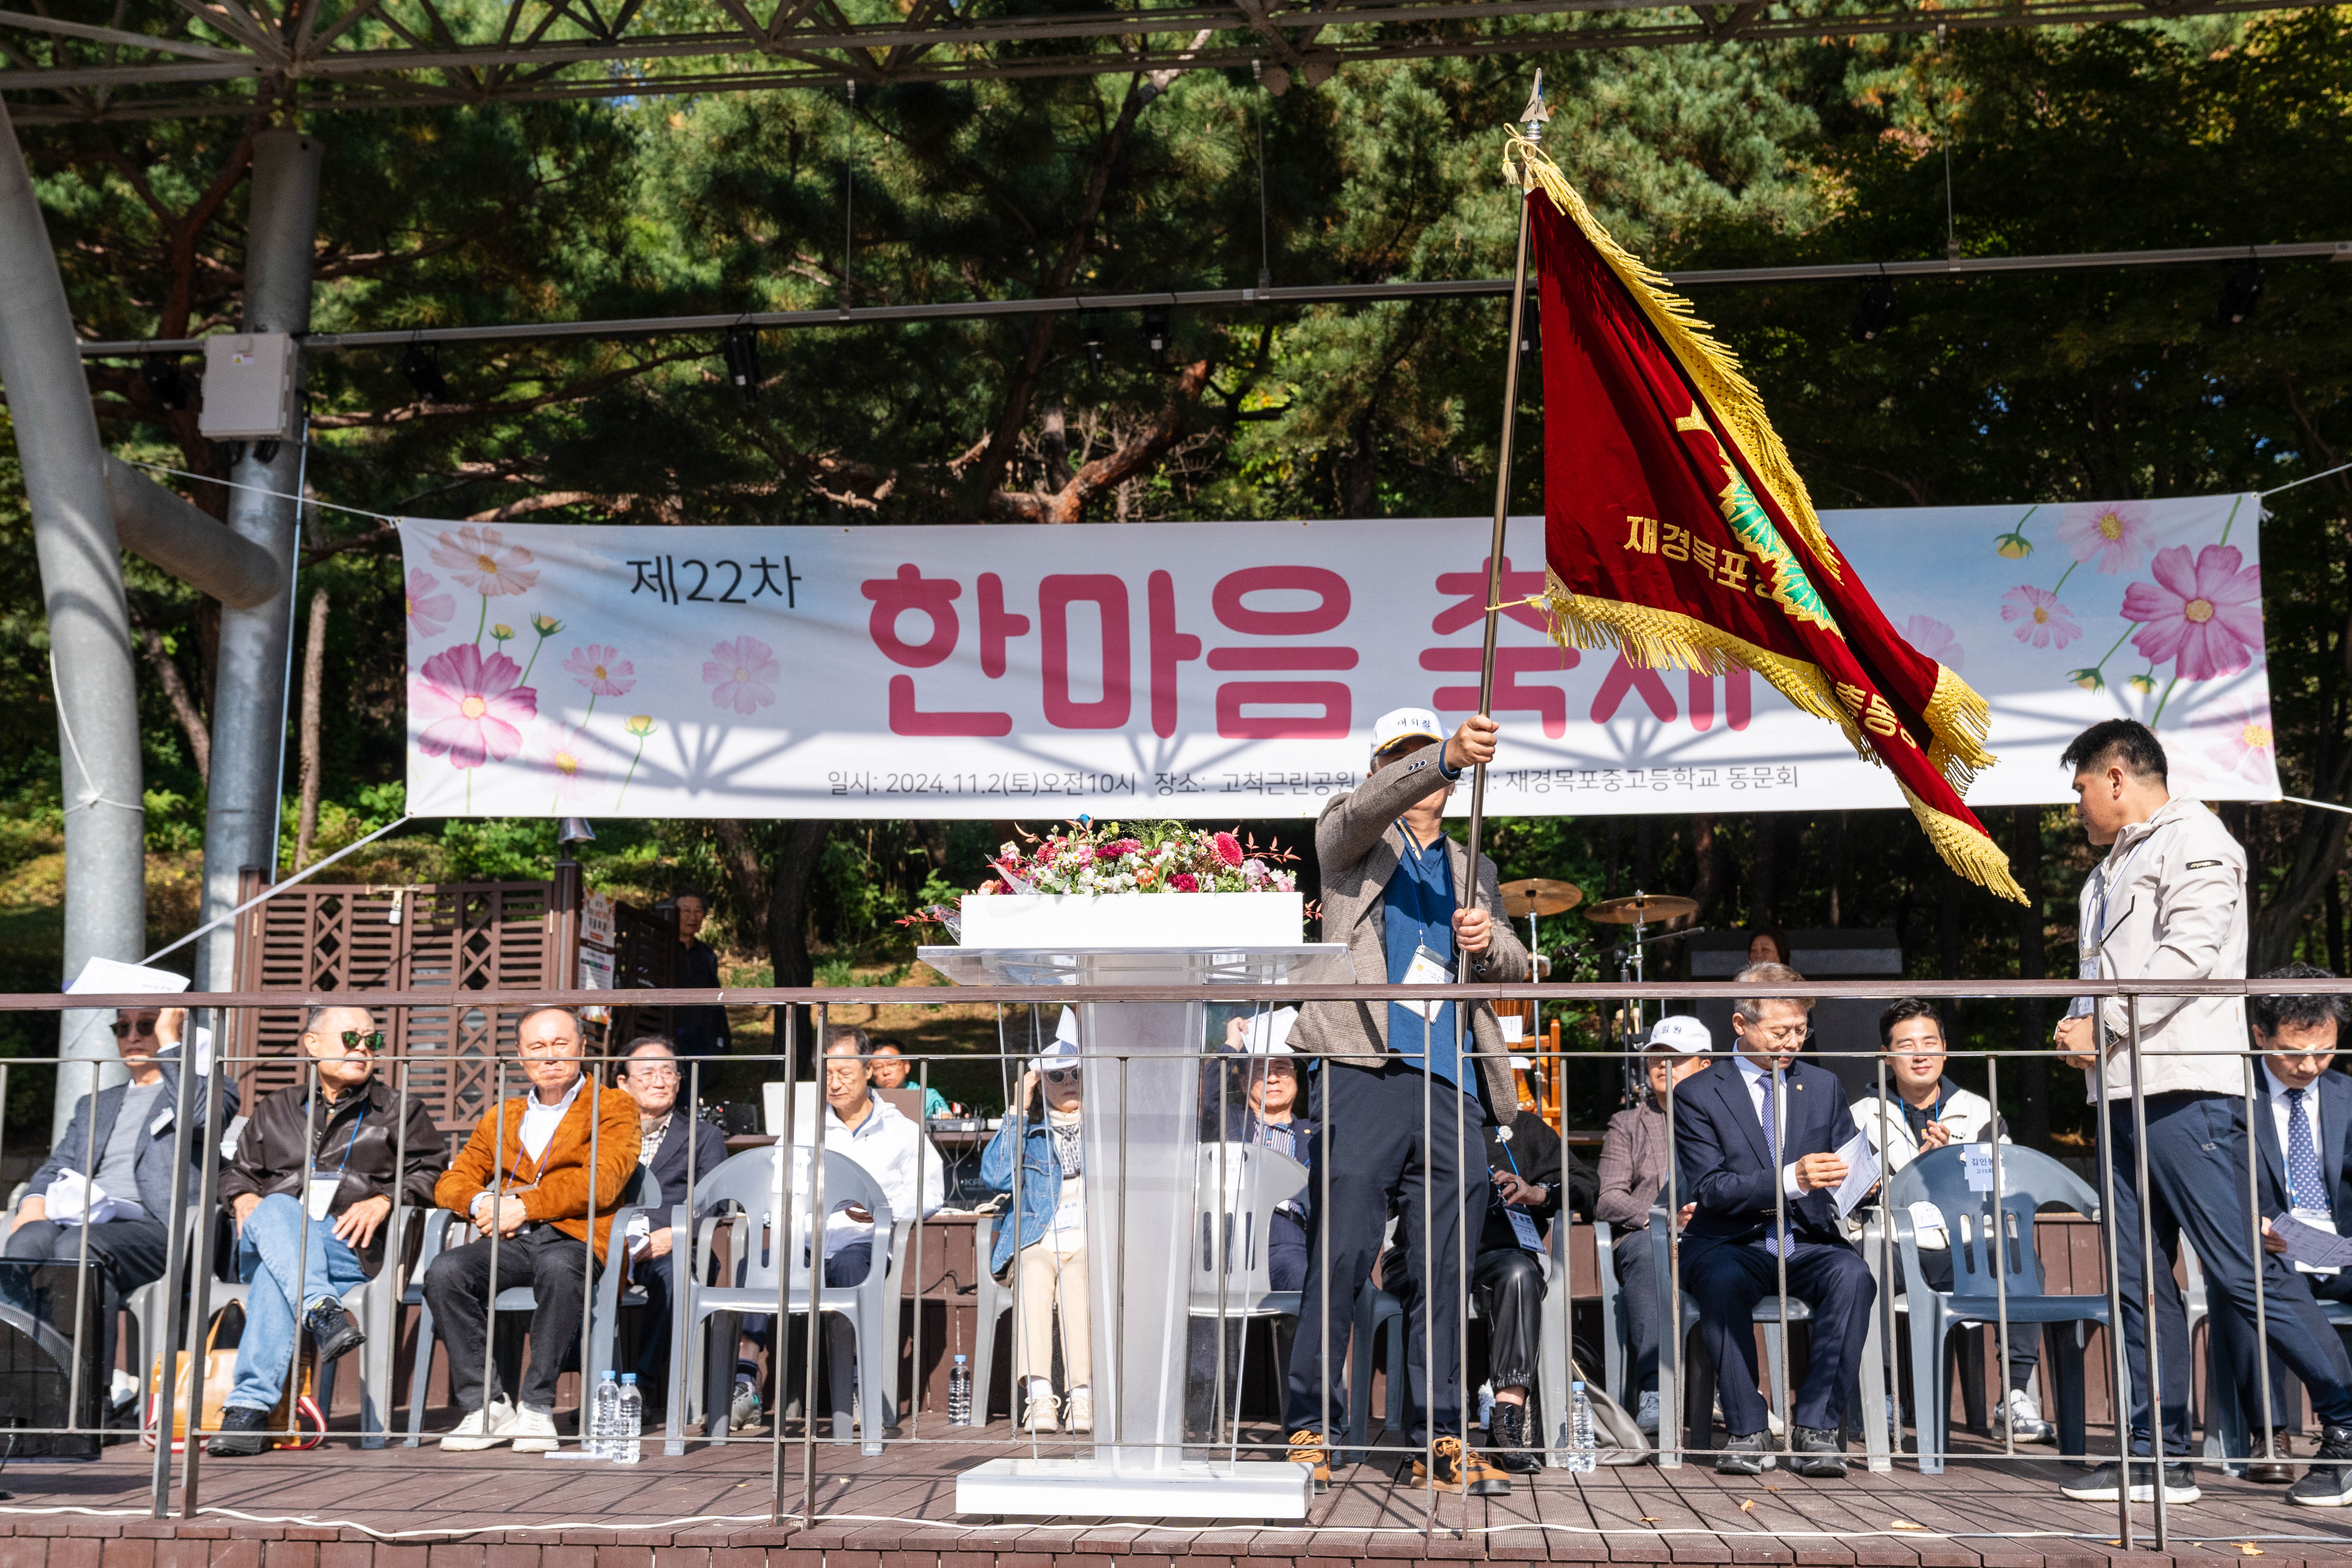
top-left (978, 1112), bottom-right (1068, 1276)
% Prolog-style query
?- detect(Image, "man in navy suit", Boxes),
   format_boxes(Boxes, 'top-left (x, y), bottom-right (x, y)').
top-left (2223, 966), bottom-right (2352, 1490)
top-left (611, 1035), bottom-right (728, 1409)
top-left (1674, 962), bottom-right (1876, 1476)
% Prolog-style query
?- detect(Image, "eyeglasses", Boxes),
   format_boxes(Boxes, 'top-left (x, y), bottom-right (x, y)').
top-left (626, 1063), bottom-right (680, 1082)
top-left (109, 1017), bottom-right (159, 1039)
top-left (338, 1030), bottom-right (386, 1053)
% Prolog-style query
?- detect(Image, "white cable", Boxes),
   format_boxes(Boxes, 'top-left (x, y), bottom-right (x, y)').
top-left (0, 1504), bottom-right (2342, 1547)
top-left (139, 813), bottom-right (414, 965)
top-left (45, 654), bottom-right (143, 817)
top-left (122, 456), bottom-right (402, 526)
top-left (2281, 793), bottom-right (2352, 816)
top-left (2262, 459), bottom-right (2352, 498)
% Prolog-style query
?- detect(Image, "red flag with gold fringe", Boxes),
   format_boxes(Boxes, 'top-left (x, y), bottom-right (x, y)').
top-left (1517, 141), bottom-right (2023, 901)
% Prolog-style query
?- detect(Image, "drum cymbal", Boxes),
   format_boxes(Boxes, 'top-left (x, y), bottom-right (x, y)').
top-left (1500, 878), bottom-right (1583, 918)
top-left (1582, 892), bottom-right (1700, 926)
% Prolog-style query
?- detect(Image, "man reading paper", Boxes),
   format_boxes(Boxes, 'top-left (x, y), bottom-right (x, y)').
top-left (1672, 962), bottom-right (1877, 1478)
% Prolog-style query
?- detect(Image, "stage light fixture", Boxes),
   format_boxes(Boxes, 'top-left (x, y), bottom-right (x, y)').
top-left (140, 356), bottom-right (188, 411)
top-left (1079, 314), bottom-right (1107, 373)
top-left (722, 326), bottom-right (762, 405)
top-left (2219, 260), bottom-right (2263, 325)
top-left (1142, 306), bottom-right (1171, 358)
top-left (1850, 275), bottom-right (1896, 342)
top-left (399, 341), bottom-right (448, 404)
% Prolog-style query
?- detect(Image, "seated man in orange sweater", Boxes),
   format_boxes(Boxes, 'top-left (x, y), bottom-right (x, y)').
top-left (429, 1005), bottom-right (641, 1451)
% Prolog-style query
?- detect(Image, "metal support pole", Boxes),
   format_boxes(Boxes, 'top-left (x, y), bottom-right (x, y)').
top-left (2245, 1050), bottom-right (2277, 1468)
top-left (194, 128), bottom-right (321, 1000)
top-left (0, 102), bottom-right (146, 1142)
top-left (176, 1010), bottom-right (229, 1516)
top-left (2126, 997), bottom-right (2165, 1549)
top-left (148, 1036), bottom-right (202, 1516)
top-left (2091, 1012), bottom-right (2131, 1549)
top-left (802, 1002), bottom-right (829, 1520)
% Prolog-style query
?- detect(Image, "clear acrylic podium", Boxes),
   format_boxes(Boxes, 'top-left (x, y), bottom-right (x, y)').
top-left (919, 940), bottom-right (1343, 1519)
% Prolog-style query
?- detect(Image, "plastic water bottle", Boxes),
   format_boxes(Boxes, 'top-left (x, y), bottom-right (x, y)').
top-left (615, 1374), bottom-right (643, 1464)
top-left (1475, 1380), bottom-right (1495, 1432)
top-left (589, 1370), bottom-right (620, 1459)
top-left (948, 1354), bottom-right (973, 1425)
top-left (1566, 1380), bottom-right (1598, 1473)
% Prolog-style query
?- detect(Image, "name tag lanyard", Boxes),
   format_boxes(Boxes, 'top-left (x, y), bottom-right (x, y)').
top-left (307, 1113), bottom-right (365, 1221)
top-left (1393, 821), bottom-right (1456, 1027)
top-left (1494, 1132), bottom-right (1546, 1254)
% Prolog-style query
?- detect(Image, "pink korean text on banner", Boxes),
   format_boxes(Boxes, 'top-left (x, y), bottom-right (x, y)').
top-left (400, 495), bottom-right (2276, 819)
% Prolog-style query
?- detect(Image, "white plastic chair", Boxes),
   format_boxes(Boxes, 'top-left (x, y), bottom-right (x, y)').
top-left (664, 1145), bottom-right (905, 1457)
top-left (1188, 1144), bottom-right (1307, 1450)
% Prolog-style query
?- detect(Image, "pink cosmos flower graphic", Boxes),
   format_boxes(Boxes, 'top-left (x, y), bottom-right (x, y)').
top-left (428, 524), bottom-right (538, 597)
top-left (2121, 544), bottom-right (2263, 682)
top-left (1902, 614), bottom-right (1965, 673)
top-left (562, 644), bottom-right (637, 698)
top-left (537, 723), bottom-right (598, 799)
top-left (405, 569), bottom-right (453, 639)
top-left (411, 644), bottom-right (537, 769)
top-left (2056, 502), bottom-right (2152, 576)
top-left (2000, 585), bottom-right (2081, 651)
top-left (2202, 701), bottom-right (2276, 783)
top-left (704, 636), bottom-right (779, 715)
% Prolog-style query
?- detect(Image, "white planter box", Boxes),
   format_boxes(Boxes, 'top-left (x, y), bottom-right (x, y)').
top-left (956, 891), bottom-right (1303, 949)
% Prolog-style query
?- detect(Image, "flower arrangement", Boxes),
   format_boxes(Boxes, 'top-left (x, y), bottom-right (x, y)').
top-left (976, 819), bottom-right (1300, 897)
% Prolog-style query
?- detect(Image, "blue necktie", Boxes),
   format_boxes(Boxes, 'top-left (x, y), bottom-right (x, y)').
top-left (2288, 1087), bottom-right (2327, 1213)
top-left (1761, 1071), bottom-right (1785, 1256)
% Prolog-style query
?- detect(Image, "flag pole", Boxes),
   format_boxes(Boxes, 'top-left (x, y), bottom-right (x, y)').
top-left (1460, 75), bottom-right (1547, 976)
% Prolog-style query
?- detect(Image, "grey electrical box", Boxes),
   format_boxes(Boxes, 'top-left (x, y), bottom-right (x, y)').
top-left (198, 333), bottom-right (295, 440)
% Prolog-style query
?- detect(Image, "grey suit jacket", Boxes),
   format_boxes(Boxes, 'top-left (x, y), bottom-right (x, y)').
top-left (1288, 743), bottom-right (1530, 1121)
top-left (31, 1045), bottom-right (236, 1223)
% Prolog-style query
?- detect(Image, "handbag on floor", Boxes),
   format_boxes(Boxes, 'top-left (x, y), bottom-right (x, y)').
top-left (143, 1302), bottom-right (326, 1451)
top-left (1566, 1358), bottom-right (1652, 1466)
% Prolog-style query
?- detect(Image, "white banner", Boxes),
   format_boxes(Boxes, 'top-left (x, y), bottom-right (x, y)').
top-left (400, 495), bottom-right (2276, 819)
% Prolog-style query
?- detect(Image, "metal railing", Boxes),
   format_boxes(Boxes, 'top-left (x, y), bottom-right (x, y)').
top-left (0, 973), bottom-right (2342, 1554)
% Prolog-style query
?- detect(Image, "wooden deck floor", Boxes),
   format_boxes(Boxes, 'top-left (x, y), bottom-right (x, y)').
top-left (0, 1417), bottom-right (2348, 1567)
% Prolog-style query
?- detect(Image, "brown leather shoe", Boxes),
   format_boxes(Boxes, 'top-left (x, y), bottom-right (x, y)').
top-left (1410, 1435), bottom-right (1512, 1495)
top-left (2249, 1429), bottom-right (2297, 1485)
top-left (1287, 1429), bottom-right (1331, 1493)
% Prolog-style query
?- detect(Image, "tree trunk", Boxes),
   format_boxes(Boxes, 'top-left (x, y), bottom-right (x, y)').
top-left (1688, 814), bottom-right (1721, 923)
top-left (293, 585), bottom-right (328, 867)
top-left (2011, 805), bottom-right (2049, 1148)
top-left (1749, 813), bottom-right (1778, 926)
top-left (715, 818), bottom-right (834, 1079)
top-left (140, 626), bottom-right (210, 783)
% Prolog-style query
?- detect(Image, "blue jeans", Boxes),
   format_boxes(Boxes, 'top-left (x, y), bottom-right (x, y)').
top-left (228, 1193), bottom-right (369, 1412)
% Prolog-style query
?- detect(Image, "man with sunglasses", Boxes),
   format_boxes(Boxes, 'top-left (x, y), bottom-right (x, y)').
top-left (1673, 962), bottom-right (1876, 1478)
top-left (7, 1004), bottom-right (236, 1404)
top-left (206, 1006), bottom-right (443, 1456)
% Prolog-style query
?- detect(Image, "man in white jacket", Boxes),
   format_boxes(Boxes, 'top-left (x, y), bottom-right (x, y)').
top-left (1849, 998), bottom-right (2051, 1444)
top-left (2051, 719), bottom-right (2352, 1508)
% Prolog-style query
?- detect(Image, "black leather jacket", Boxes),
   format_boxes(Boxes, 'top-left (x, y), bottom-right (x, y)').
top-left (219, 1075), bottom-right (445, 1277)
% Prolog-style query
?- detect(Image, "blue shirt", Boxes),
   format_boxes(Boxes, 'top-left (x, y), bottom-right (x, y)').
top-left (1384, 824), bottom-right (1463, 1087)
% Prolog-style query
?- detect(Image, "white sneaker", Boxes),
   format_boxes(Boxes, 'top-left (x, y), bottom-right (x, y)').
top-left (1998, 1388), bottom-right (2055, 1444)
top-left (1635, 1391), bottom-right (1660, 1436)
top-left (729, 1378), bottom-right (762, 1432)
top-left (1064, 1388), bottom-right (1093, 1434)
top-left (1022, 1392), bottom-right (1061, 1432)
top-left (508, 1402), bottom-right (561, 1452)
top-left (440, 1397), bottom-right (515, 1451)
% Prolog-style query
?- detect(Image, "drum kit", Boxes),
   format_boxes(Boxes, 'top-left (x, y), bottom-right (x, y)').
top-left (1497, 878), bottom-right (1706, 1110)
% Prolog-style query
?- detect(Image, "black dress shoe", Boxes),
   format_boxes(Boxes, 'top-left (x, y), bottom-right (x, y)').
top-left (1486, 1403), bottom-right (1545, 1475)
top-left (1788, 1425), bottom-right (1848, 1478)
top-left (2248, 1428), bottom-right (2297, 1485)
top-left (1716, 1430), bottom-right (1774, 1475)
top-left (304, 1297), bottom-right (365, 1363)
top-left (205, 1405), bottom-right (272, 1458)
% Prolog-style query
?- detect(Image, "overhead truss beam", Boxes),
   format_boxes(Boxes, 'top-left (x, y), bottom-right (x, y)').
top-left (0, 0), bottom-right (2328, 122)
top-left (72, 240), bottom-right (2352, 357)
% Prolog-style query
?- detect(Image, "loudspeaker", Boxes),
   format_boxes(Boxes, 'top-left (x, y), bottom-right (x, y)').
top-left (0, 1260), bottom-right (107, 1458)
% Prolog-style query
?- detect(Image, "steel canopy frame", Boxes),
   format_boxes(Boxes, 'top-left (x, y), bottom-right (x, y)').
top-left (0, 0), bottom-right (2329, 123)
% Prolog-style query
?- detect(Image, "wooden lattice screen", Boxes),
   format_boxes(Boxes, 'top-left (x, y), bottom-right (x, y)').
top-left (229, 872), bottom-right (578, 1137)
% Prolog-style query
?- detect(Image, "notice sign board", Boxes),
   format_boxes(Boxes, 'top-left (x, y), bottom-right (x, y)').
top-left (401, 497), bottom-right (2275, 819)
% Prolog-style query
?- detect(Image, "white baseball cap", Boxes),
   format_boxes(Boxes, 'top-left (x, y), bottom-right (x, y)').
top-left (1033, 1008), bottom-right (1085, 1075)
top-left (1646, 1015), bottom-right (1713, 1054)
top-left (1234, 1006), bottom-right (1300, 1055)
top-left (1371, 707), bottom-right (1445, 757)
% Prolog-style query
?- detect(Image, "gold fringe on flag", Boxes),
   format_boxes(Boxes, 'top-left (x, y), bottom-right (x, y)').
top-left (1901, 782), bottom-right (2030, 902)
